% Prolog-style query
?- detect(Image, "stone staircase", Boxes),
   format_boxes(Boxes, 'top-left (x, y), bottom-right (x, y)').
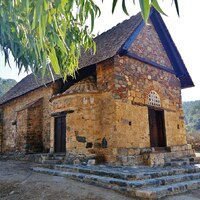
top-left (31, 163), bottom-right (200, 199)
top-left (41, 153), bottom-right (66, 164)
top-left (111, 145), bottom-right (196, 167)
top-left (165, 156), bottom-right (200, 167)
top-left (144, 147), bottom-right (196, 167)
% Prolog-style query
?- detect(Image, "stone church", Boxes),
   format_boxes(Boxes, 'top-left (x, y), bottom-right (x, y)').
top-left (0, 10), bottom-right (195, 166)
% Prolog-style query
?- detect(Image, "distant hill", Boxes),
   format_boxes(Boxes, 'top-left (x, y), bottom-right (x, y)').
top-left (0, 77), bottom-right (17, 97)
top-left (183, 100), bottom-right (200, 132)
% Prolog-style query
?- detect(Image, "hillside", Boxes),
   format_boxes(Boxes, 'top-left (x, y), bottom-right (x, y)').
top-left (0, 77), bottom-right (17, 97)
top-left (183, 100), bottom-right (200, 132)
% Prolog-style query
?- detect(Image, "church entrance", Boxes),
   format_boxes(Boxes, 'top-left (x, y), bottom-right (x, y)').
top-left (54, 114), bottom-right (66, 153)
top-left (148, 108), bottom-right (166, 148)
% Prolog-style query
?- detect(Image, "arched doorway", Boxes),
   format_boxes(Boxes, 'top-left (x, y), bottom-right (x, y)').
top-left (148, 91), bottom-right (166, 148)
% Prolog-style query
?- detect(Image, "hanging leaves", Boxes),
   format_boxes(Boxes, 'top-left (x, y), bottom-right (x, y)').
top-left (139, 0), bottom-right (151, 23)
top-left (112, 0), bottom-right (118, 14)
top-left (172, 0), bottom-right (180, 16)
top-left (111, 0), bottom-right (178, 23)
top-left (151, 0), bottom-right (167, 17)
top-left (0, 0), bottom-right (180, 80)
top-left (0, 0), bottom-right (100, 80)
top-left (122, 0), bottom-right (129, 16)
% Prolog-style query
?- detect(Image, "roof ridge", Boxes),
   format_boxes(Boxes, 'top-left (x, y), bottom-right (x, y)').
top-left (94, 12), bottom-right (142, 41)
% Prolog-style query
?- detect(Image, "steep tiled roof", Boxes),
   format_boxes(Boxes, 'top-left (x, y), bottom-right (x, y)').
top-left (79, 13), bottom-right (142, 68)
top-left (0, 72), bottom-right (60, 105)
top-left (0, 10), bottom-right (194, 105)
top-left (0, 13), bottom-right (142, 105)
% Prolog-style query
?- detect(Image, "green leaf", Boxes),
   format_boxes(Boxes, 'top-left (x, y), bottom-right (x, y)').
top-left (112, 0), bottom-right (118, 14)
top-left (151, 0), bottom-right (167, 16)
top-left (0, 0), bottom-right (98, 79)
top-left (93, 41), bottom-right (96, 54)
top-left (38, 20), bottom-right (43, 50)
top-left (90, 9), bottom-right (95, 32)
top-left (66, 0), bottom-right (74, 12)
top-left (173, 0), bottom-right (180, 17)
top-left (49, 47), bottom-right (60, 74)
top-left (35, 0), bottom-right (43, 26)
top-left (57, 37), bottom-right (67, 53)
top-left (122, 0), bottom-right (129, 16)
top-left (85, 1), bottom-right (90, 19)
top-left (139, 0), bottom-right (151, 23)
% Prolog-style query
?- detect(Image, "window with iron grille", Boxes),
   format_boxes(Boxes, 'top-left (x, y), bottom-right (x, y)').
top-left (148, 90), bottom-right (161, 107)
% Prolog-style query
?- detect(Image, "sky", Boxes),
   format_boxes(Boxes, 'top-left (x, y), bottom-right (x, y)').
top-left (0, 1), bottom-right (199, 102)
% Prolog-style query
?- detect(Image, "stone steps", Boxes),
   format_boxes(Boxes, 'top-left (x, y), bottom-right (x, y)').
top-left (44, 156), bottom-right (64, 160)
top-left (42, 160), bottom-right (62, 164)
top-left (164, 155), bottom-right (200, 167)
top-left (189, 156), bottom-right (200, 162)
top-left (165, 161), bottom-right (190, 167)
top-left (41, 153), bottom-right (66, 164)
top-left (31, 164), bottom-right (200, 199)
top-left (44, 164), bottom-right (200, 180)
top-left (32, 166), bottom-right (200, 187)
top-left (135, 179), bottom-right (200, 199)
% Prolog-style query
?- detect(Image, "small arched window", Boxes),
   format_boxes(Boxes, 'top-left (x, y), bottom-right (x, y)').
top-left (148, 90), bottom-right (161, 107)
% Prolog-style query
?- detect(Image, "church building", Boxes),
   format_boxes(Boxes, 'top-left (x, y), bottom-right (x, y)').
top-left (0, 9), bottom-right (194, 166)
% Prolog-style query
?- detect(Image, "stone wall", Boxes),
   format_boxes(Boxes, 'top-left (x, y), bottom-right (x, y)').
top-left (53, 93), bottom-right (102, 155)
top-left (130, 20), bottom-right (172, 69)
top-left (90, 55), bottom-right (186, 164)
top-left (1, 81), bottom-right (61, 152)
top-left (0, 20), bottom-right (188, 166)
top-left (16, 109), bottom-right (27, 152)
top-left (96, 60), bottom-right (117, 149)
top-left (26, 99), bottom-right (43, 152)
top-left (15, 98), bottom-right (43, 153)
top-left (115, 102), bottom-right (150, 148)
top-left (96, 58), bottom-right (114, 92)
top-left (112, 55), bottom-right (186, 148)
top-left (50, 51), bottom-right (187, 165)
top-left (49, 63), bottom-right (118, 163)
top-left (50, 91), bottom-right (115, 159)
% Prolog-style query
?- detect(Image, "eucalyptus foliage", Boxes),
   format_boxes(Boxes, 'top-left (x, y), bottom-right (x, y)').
top-left (111, 0), bottom-right (179, 23)
top-left (0, 0), bottom-right (179, 79)
top-left (0, 0), bottom-right (100, 79)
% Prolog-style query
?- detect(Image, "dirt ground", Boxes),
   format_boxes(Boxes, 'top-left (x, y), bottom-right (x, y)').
top-left (0, 160), bottom-right (134, 200)
top-left (0, 160), bottom-right (200, 200)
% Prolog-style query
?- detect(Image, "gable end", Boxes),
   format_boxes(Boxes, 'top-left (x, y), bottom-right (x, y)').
top-left (119, 9), bottom-right (194, 89)
top-left (150, 9), bottom-right (194, 89)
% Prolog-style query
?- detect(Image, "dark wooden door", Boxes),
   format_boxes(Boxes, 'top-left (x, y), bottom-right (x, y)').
top-left (54, 115), bottom-right (66, 153)
top-left (148, 108), bottom-right (166, 148)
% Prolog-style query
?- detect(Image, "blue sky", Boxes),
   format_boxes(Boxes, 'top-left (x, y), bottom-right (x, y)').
top-left (0, 1), bottom-right (199, 101)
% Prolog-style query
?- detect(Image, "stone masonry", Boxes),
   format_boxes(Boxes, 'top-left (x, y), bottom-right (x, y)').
top-left (47, 19), bottom-right (189, 165)
top-left (1, 81), bottom-right (62, 153)
top-left (16, 98), bottom-right (43, 153)
top-left (113, 56), bottom-right (186, 148)
top-left (49, 53), bottom-right (187, 165)
top-left (0, 13), bottom-right (193, 167)
top-left (130, 20), bottom-right (173, 69)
